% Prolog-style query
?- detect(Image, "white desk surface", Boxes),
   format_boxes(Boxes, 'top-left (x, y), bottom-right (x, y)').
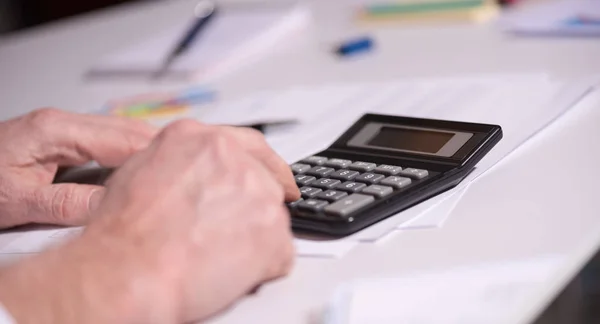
top-left (1, 1), bottom-right (600, 323)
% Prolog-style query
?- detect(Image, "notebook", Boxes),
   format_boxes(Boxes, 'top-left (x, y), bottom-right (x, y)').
top-left (86, 4), bottom-right (310, 81)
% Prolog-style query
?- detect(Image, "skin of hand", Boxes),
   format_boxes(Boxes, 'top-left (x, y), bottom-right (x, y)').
top-left (0, 108), bottom-right (158, 229)
top-left (0, 117), bottom-right (300, 324)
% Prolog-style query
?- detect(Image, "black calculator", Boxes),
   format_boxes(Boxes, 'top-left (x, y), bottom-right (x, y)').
top-left (288, 113), bottom-right (502, 237)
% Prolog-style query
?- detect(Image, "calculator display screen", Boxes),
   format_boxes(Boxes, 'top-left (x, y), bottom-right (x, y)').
top-left (347, 123), bottom-right (474, 157)
top-left (368, 127), bottom-right (454, 153)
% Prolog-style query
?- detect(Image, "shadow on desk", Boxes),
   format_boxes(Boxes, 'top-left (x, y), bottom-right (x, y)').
top-left (533, 252), bottom-right (600, 323)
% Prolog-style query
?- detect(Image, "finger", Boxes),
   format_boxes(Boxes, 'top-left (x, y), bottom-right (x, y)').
top-left (25, 108), bottom-right (158, 167)
top-left (28, 184), bottom-right (105, 226)
top-left (220, 127), bottom-right (300, 202)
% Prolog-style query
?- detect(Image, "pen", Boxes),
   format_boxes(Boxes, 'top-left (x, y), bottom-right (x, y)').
top-left (242, 120), bottom-right (298, 133)
top-left (154, 0), bottom-right (218, 78)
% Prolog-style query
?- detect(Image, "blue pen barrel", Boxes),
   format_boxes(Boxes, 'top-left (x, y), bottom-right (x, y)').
top-left (336, 37), bottom-right (374, 56)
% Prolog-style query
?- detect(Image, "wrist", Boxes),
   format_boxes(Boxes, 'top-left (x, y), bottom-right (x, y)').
top-left (0, 232), bottom-right (175, 324)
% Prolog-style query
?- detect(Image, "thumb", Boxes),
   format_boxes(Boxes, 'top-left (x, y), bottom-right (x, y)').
top-left (30, 184), bottom-right (105, 226)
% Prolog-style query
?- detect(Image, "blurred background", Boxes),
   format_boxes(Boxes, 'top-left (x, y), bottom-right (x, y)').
top-left (0, 0), bottom-right (147, 34)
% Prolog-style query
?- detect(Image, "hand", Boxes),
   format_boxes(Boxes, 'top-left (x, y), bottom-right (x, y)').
top-left (0, 108), bottom-right (157, 229)
top-left (0, 120), bottom-right (298, 324)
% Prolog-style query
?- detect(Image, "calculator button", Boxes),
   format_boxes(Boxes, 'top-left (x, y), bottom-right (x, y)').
top-left (335, 181), bottom-right (367, 193)
top-left (312, 178), bottom-right (342, 189)
top-left (374, 164), bottom-right (403, 175)
top-left (380, 176), bottom-right (412, 189)
top-left (324, 194), bottom-right (375, 217)
top-left (329, 169), bottom-right (360, 181)
top-left (291, 163), bottom-right (311, 174)
top-left (298, 199), bottom-right (329, 212)
top-left (295, 175), bottom-right (316, 186)
top-left (287, 198), bottom-right (304, 208)
top-left (348, 161), bottom-right (377, 172)
top-left (355, 173), bottom-right (385, 184)
top-left (299, 187), bottom-right (323, 198)
top-left (301, 156), bottom-right (328, 165)
top-left (399, 168), bottom-right (429, 180)
top-left (316, 190), bottom-right (348, 202)
top-left (324, 159), bottom-right (352, 168)
top-left (362, 185), bottom-right (394, 198)
top-left (306, 166), bottom-right (335, 177)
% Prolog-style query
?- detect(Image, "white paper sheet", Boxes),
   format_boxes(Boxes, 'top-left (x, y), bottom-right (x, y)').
top-left (397, 183), bottom-right (471, 230)
top-left (87, 5), bottom-right (309, 81)
top-left (499, 0), bottom-right (600, 37)
top-left (324, 255), bottom-right (565, 324)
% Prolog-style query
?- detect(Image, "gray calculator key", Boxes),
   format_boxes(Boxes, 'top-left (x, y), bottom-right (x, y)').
top-left (324, 159), bottom-right (352, 168)
top-left (374, 164), bottom-right (403, 175)
top-left (295, 175), bottom-right (316, 186)
top-left (348, 161), bottom-right (377, 172)
top-left (335, 181), bottom-right (367, 193)
top-left (355, 173), bottom-right (385, 184)
top-left (306, 166), bottom-right (335, 177)
top-left (329, 169), bottom-right (360, 181)
top-left (298, 199), bottom-right (329, 212)
top-left (380, 176), bottom-right (412, 189)
top-left (291, 163), bottom-right (311, 174)
top-left (316, 190), bottom-right (348, 202)
top-left (301, 156), bottom-right (328, 165)
top-left (362, 185), bottom-right (394, 198)
top-left (399, 168), bottom-right (429, 179)
top-left (287, 198), bottom-right (304, 208)
top-left (325, 194), bottom-right (375, 217)
top-left (312, 178), bottom-right (342, 189)
top-left (299, 187), bottom-right (323, 198)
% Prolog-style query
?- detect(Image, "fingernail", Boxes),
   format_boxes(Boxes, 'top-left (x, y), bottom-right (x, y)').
top-left (88, 189), bottom-right (104, 215)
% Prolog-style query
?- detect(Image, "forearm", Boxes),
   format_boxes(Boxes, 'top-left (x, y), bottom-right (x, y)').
top-left (0, 236), bottom-right (160, 324)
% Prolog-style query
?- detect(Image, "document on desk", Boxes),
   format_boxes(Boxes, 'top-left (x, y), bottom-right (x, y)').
top-left (324, 255), bottom-right (566, 324)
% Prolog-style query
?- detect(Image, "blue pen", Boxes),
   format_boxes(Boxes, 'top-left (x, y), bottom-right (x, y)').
top-left (336, 36), bottom-right (374, 56)
top-left (154, 0), bottom-right (218, 78)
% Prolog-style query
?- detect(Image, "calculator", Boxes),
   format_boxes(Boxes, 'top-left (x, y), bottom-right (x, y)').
top-left (288, 113), bottom-right (502, 237)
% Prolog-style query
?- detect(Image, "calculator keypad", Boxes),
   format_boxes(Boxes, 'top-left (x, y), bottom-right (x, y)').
top-left (362, 185), bottom-right (394, 198)
top-left (380, 176), bottom-right (412, 189)
top-left (355, 173), bottom-right (385, 184)
top-left (329, 169), bottom-right (360, 181)
top-left (312, 178), bottom-right (342, 189)
top-left (316, 190), bottom-right (348, 202)
top-left (336, 181), bottom-right (367, 193)
top-left (290, 156), bottom-right (431, 220)
top-left (306, 166), bottom-right (335, 177)
top-left (298, 199), bottom-right (329, 212)
top-left (374, 165), bottom-right (403, 175)
top-left (291, 163), bottom-right (311, 175)
top-left (324, 194), bottom-right (375, 217)
top-left (324, 159), bottom-right (352, 168)
top-left (348, 161), bottom-right (377, 172)
top-left (399, 168), bottom-right (429, 179)
top-left (295, 175), bottom-right (316, 186)
top-left (300, 186), bottom-right (322, 198)
top-left (301, 156), bottom-right (328, 166)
